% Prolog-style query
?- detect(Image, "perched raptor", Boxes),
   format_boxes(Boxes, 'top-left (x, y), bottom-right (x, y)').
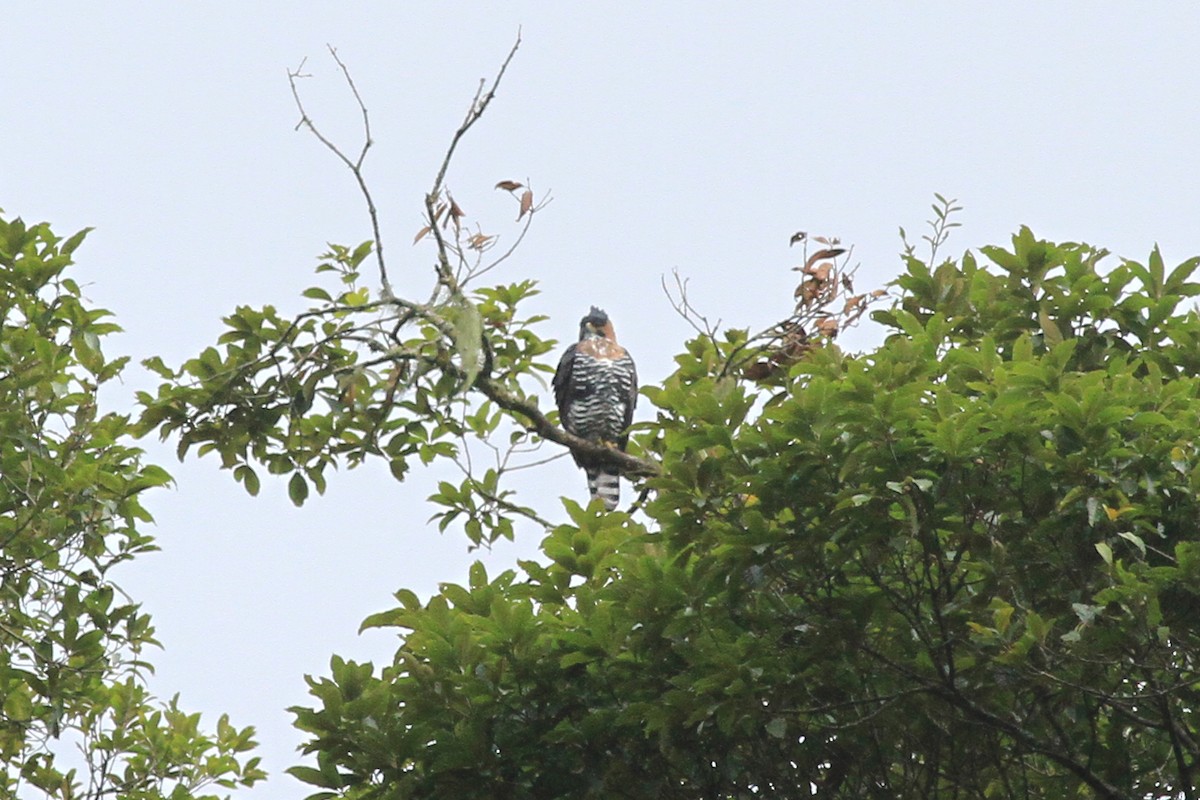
top-left (553, 307), bottom-right (638, 510)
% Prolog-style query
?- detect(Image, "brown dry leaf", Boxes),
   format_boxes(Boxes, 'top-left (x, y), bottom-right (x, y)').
top-left (495, 180), bottom-right (524, 192)
top-left (815, 317), bottom-right (839, 338)
top-left (744, 362), bottom-right (774, 380)
top-left (789, 231), bottom-right (807, 247)
top-left (814, 236), bottom-right (830, 245)
top-left (795, 280), bottom-right (821, 305)
top-left (777, 328), bottom-right (809, 361)
top-left (803, 248), bottom-right (847, 272)
top-left (871, 289), bottom-right (888, 298)
top-left (468, 233), bottom-right (495, 251)
top-left (813, 263), bottom-right (832, 283)
top-left (841, 274), bottom-right (853, 292)
top-left (518, 189), bottom-right (534, 221)
top-left (843, 294), bottom-right (865, 314)
top-left (449, 199), bottom-right (465, 232)
top-left (413, 226), bottom-right (432, 245)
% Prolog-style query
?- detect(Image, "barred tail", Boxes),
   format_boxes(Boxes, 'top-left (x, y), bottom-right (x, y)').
top-left (586, 468), bottom-right (620, 511)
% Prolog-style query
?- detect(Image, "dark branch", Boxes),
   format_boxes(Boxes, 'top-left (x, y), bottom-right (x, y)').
top-left (860, 643), bottom-right (1129, 800)
top-left (475, 377), bottom-right (660, 478)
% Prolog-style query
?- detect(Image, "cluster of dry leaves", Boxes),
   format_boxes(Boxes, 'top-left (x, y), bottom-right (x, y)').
top-left (742, 232), bottom-right (885, 381)
top-left (413, 181), bottom-right (535, 252)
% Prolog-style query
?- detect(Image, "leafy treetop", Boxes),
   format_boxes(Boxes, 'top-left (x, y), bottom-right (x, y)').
top-left (278, 228), bottom-right (1200, 799)
top-left (0, 211), bottom-right (264, 800)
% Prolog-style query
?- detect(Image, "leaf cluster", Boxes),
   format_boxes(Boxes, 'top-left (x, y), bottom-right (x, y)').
top-left (0, 213), bottom-right (264, 799)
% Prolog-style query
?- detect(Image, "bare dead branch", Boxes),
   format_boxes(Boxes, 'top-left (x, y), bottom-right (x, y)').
top-left (425, 32), bottom-right (522, 292)
top-left (661, 268), bottom-right (721, 339)
top-left (431, 33), bottom-right (521, 204)
top-left (288, 48), bottom-right (393, 299)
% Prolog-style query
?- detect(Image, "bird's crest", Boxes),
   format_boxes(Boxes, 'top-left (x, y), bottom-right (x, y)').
top-left (581, 306), bottom-right (616, 341)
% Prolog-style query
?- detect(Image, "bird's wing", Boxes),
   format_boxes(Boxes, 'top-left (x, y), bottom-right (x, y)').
top-left (623, 355), bottom-right (638, 430)
top-left (552, 343), bottom-right (578, 415)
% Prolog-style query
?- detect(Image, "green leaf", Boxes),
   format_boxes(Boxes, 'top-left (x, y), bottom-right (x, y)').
top-left (288, 472), bottom-right (309, 506)
top-left (359, 608), bottom-right (407, 632)
top-left (235, 464), bottom-right (261, 496)
top-left (3, 690), bottom-right (33, 722)
top-left (286, 765), bottom-right (342, 789)
top-left (1117, 531), bottom-right (1146, 557)
top-left (469, 561), bottom-right (488, 590)
top-left (764, 717), bottom-right (787, 739)
top-left (1037, 306), bottom-right (1062, 346)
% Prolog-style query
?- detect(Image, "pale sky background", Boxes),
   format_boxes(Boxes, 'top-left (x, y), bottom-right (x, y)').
top-left (6, 4), bottom-right (1200, 798)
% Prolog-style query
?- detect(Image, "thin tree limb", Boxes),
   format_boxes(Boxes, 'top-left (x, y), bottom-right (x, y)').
top-left (288, 48), bottom-right (393, 299)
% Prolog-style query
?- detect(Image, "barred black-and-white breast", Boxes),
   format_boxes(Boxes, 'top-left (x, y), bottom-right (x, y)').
top-left (552, 307), bottom-right (638, 510)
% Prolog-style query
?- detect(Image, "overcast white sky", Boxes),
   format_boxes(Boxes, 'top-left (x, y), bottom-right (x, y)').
top-left (7, 4), bottom-right (1200, 798)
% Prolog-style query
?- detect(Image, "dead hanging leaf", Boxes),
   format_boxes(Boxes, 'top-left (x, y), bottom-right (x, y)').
top-left (789, 231), bottom-right (807, 247)
top-left (413, 225), bottom-right (432, 245)
top-left (801, 248), bottom-right (847, 272)
top-left (744, 361), bottom-right (774, 381)
top-left (449, 199), bottom-right (465, 232)
top-left (518, 189), bottom-right (534, 221)
top-left (795, 280), bottom-right (821, 305)
top-left (814, 236), bottom-right (830, 245)
top-left (841, 274), bottom-right (853, 292)
top-left (871, 289), bottom-right (888, 298)
top-left (843, 294), bottom-right (865, 314)
top-left (815, 317), bottom-right (839, 338)
top-left (766, 325), bottom-right (812, 372)
top-left (495, 180), bottom-right (524, 192)
top-left (467, 233), bottom-right (495, 251)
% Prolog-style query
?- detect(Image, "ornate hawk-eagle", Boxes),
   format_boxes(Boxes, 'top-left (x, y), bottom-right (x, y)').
top-left (552, 307), bottom-right (638, 510)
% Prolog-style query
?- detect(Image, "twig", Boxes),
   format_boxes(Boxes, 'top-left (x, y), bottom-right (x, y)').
top-left (661, 268), bottom-right (720, 339)
top-left (464, 190), bottom-right (553, 286)
top-left (476, 486), bottom-right (554, 532)
top-left (288, 47), bottom-right (394, 299)
top-left (430, 32), bottom-right (521, 205)
top-left (426, 32), bottom-right (522, 291)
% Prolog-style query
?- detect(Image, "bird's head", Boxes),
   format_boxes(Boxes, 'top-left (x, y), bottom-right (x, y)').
top-left (579, 306), bottom-right (615, 341)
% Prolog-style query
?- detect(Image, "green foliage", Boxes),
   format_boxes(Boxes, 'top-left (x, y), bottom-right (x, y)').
top-left (0, 212), bottom-right (264, 798)
top-left (136, 238), bottom-right (556, 543)
top-left (275, 228), bottom-right (1200, 797)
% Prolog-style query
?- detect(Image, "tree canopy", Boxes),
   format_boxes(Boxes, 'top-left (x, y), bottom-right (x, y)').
top-left (0, 212), bottom-right (264, 798)
top-left (12, 42), bottom-right (1200, 800)
top-left (129, 45), bottom-right (1200, 799)
top-left (234, 226), bottom-right (1198, 799)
